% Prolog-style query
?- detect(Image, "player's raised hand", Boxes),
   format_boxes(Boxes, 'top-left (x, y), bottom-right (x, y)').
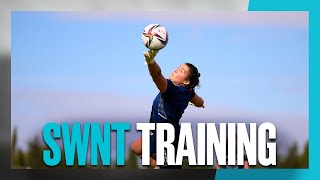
top-left (143, 50), bottom-right (159, 65)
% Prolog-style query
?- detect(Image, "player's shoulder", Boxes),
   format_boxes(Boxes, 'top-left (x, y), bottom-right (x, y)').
top-left (165, 79), bottom-right (191, 95)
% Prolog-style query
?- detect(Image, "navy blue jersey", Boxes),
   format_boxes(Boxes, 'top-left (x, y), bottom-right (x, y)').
top-left (149, 79), bottom-right (195, 169)
top-left (150, 79), bottom-right (195, 126)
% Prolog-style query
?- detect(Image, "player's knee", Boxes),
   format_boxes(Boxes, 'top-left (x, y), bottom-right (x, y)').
top-left (130, 143), bottom-right (136, 152)
top-left (131, 142), bottom-right (141, 155)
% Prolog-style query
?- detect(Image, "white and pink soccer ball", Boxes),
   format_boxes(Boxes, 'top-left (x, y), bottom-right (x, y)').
top-left (141, 24), bottom-right (169, 50)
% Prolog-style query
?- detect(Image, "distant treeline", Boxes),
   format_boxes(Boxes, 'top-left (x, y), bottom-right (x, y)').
top-left (11, 127), bottom-right (308, 169)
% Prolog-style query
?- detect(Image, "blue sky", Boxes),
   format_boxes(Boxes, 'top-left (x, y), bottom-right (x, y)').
top-left (11, 12), bottom-right (308, 153)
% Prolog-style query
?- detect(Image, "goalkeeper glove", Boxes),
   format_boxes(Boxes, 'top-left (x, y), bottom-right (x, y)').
top-left (143, 50), bottom-right (159, 65)
top-left (189, 102), bottom-right (205, 108)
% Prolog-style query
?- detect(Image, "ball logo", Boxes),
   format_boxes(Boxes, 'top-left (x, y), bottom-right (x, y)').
top-left (142, 24), bottom-right (168, 50)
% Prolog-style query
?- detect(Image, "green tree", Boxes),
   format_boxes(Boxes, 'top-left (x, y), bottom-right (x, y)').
top-left (11, 127), bottom-right (18, 166)
top-left (11, 127), bottom-right (27, 168)
top-left (299, 141), bottom-right (308, 168)
top-left (126, 148), bottom-right (138, 168)
top-left (26, 136), bottom-right (47, 168)
top-left (16, 149), bottom-right (26, 167)
top-left (283, 142), bottom-right (300, 168)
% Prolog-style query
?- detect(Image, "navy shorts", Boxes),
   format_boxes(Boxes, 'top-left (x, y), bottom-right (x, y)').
top-left (149, 119), bottom-right (182, 169)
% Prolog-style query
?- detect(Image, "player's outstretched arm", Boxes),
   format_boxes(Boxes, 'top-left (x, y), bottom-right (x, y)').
top-left (143, 50), bottom-right (167, 93)
top-left (190, 93), bottom-right (205, 108)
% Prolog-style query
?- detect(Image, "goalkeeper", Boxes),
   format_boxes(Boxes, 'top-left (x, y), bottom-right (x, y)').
top-left (131, 49), bottom-right (204, 169)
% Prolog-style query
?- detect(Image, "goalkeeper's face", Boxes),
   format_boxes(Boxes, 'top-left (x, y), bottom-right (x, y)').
top-left (169, 64), bottom-right (190, 86)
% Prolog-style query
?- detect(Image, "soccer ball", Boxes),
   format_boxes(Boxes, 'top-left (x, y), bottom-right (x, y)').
top-left (141, 24), bottom-right (168, 50)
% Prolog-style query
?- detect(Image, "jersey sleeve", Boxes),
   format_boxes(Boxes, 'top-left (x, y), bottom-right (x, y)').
top-left (161, 79), bottom-right (177, 99)
top-left (189, 91), bottom-right (196, 100)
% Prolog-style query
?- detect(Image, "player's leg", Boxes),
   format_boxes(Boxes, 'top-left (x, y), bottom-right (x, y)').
top-left (131, 136), bottom-right (157, 168)
top-left (149, 129), bottom-right (158, 168)
top-left (159, 125), bottom-right (182, 169)
top-left (131, 137), bottom-right (142, 155)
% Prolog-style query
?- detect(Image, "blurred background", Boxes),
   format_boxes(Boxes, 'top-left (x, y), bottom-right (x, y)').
top-left (9, 11), bottom-right (308, 169)
top-left (0, 3), bottom-right (250, 175)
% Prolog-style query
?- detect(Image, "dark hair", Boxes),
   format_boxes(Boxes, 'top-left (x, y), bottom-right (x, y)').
top-left (185, 63), bottom-right (201, 92)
